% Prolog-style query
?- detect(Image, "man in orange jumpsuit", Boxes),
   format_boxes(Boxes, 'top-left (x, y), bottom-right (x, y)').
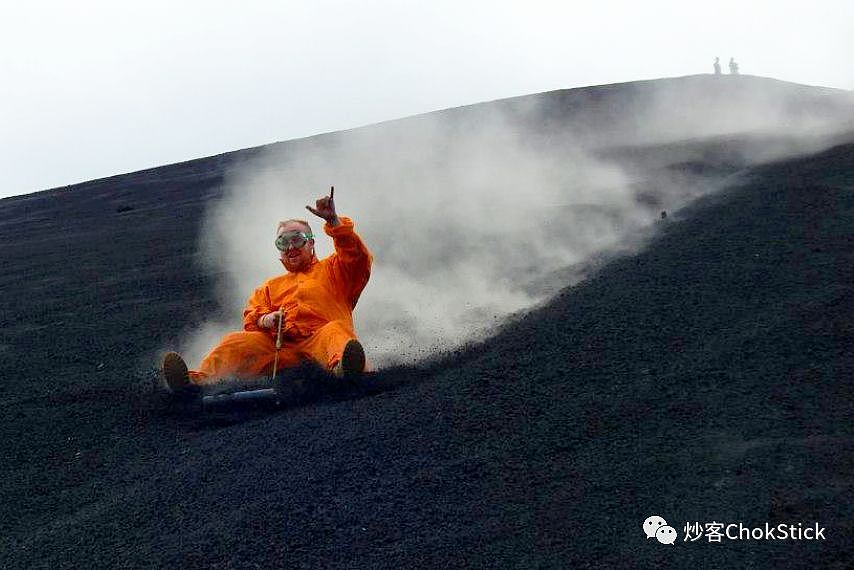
top-left (161, 188), bottom-right (372, 392)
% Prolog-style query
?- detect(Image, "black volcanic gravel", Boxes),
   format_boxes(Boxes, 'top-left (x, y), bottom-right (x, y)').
top-left (1, 116), bottom-right (853, 567)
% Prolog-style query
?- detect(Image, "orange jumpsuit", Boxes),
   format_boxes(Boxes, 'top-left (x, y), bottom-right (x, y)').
top-left (189, 216), bottom-right (372, 384)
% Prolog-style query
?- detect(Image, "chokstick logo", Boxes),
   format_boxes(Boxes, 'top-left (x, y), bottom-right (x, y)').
top-left (643, 516), bottom-right (827, 544)
top-left (643, 515), bottom-right (677, 545)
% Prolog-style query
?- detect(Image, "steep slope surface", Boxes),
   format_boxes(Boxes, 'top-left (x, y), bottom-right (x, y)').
top-left (1, 77), bottom-right (852, 568)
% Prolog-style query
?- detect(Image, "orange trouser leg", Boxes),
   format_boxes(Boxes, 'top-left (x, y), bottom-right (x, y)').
top-left (295, 320), bottom-right (357, 371)
top-left (189, 330), bottom-right (301, 385)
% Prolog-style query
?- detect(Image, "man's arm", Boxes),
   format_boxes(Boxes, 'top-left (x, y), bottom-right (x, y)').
top-left (306, 187), bottom-right (373, 307)
top-left (324, 216), bottom-right (373, 307)
top-left (242, 285), bottom-right (273, 332)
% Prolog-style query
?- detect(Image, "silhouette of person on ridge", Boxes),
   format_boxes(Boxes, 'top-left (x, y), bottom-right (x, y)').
top-left (713, 57), bottom-right (721, 75)
top-left (729, 57), bottom-right (739, 75)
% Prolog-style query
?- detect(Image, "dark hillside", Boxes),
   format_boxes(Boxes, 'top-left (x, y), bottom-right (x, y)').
top-left (1, 78), bottom-right (852, 568)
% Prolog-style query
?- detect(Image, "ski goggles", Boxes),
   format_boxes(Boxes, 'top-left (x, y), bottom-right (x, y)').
top-left (275, 230), bottom-right (313, 251)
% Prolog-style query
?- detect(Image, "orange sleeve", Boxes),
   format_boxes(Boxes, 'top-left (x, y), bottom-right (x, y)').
top-left (324, 216), bottom-right (373, 308)
top-left (242, 284), bottom-right (273, 332)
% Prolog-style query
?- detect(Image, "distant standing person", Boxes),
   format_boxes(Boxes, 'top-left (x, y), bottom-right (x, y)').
top-left (713, 57), bottom-right (721, 75)
top-left (729, 57), bottom-right (739, 75)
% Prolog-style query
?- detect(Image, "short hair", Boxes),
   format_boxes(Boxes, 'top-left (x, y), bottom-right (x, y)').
top-left (277, 219), bottom-right (314, 237)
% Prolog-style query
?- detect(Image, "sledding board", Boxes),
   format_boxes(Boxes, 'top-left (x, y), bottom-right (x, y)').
top-left (161, 383), bottom-right (281, 412)
top-left (197, 375), bottom-right (301, 410)
top-left (201, 387), bottom-right (281, 408)
top-left (164, 364), bottom-right (327, 411)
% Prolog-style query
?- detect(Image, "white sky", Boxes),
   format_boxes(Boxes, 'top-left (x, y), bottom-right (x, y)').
top-left (1, 0), bottom-right (852, 199)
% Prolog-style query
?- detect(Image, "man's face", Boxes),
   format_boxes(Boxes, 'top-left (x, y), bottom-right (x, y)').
top-left (277, 221), bottom-right (315, 273)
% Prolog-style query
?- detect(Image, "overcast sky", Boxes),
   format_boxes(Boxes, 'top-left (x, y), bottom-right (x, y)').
top-left (1, 0), bottom-right (851, 199)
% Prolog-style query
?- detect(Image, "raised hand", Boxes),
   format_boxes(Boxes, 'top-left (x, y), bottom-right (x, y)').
top-left (305, 186), bottom-right (340, 226)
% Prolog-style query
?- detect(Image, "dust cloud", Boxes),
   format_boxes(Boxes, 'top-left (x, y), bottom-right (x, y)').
top-left (181, 76), bottom-right (854, 368)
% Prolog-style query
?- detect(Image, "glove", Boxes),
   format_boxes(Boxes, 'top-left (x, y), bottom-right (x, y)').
top-left (257, 310), bottom-right (285, 330)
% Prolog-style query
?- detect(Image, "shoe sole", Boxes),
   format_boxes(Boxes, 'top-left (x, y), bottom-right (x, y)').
top-left (162, 351), bottom-right (191, 393)
top-left (340, 340), bottom-right (366, 377)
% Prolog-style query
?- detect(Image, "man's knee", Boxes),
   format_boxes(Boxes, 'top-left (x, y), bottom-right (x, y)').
top-left (196, 330), bottom-right (279, 379)
top-left (216, 330), bottom-right (275, 351)
top-left (316, 320), bottom-right (355, 339)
